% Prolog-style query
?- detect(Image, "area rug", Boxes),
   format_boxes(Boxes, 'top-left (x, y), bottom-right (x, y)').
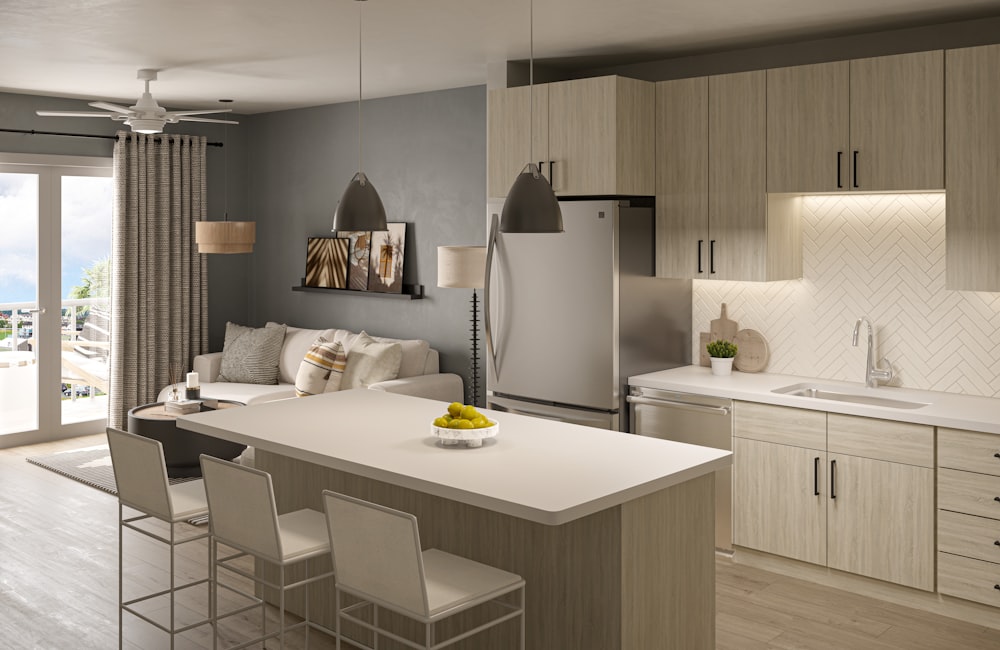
top-left (26, 445), bottom-right (207, 525)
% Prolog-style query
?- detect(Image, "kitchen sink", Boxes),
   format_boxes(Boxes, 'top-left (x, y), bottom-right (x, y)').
top-left (771, 383), bottom-right (929, 410)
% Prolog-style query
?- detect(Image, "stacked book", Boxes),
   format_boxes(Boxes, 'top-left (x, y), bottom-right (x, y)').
top-left (165, 399), bottom-right (201, 415)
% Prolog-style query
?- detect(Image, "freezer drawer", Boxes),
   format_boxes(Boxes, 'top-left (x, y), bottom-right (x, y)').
top-left (487, 395), bottom-right (617, 430)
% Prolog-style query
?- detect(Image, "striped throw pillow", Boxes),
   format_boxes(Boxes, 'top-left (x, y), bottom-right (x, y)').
top-left (294, 337), bottom-right (347, 397)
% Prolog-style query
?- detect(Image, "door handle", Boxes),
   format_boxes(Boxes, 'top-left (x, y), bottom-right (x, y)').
top-left (697, 240), bottom-right (704, 274)
top-left (830, 459), bottom-right (837, 499)
top-left (484, 214), bottom-right (500, 379)
top-left (27, 308), bottom-right (46, 314)
top-left (852, 150), bottom-right (859, 188)
top-left (626, 395), bottom-right (731, 415)
top-left (709, 240), bottom-right (716, 274)
top-left (548, 160), bottom-right (554, 187)
top-left (814, 457), bottom-right (820, 496)
top-left (837, 151), bottom-right (843, 189)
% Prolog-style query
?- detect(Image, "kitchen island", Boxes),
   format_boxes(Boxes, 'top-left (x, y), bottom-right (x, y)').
top-left (179, 389), bottom-right (731, 650)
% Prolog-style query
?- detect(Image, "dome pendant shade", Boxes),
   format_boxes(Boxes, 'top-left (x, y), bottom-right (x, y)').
top-left (500, 163), bottom-right (563, 233)
top-left (333, 172), bottom-right (388, 232)
top-left (195, 221), bottom-right (256, 254)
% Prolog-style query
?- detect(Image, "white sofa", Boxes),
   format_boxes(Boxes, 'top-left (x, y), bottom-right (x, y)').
top-left (156, 324), bottom-right (463, 406)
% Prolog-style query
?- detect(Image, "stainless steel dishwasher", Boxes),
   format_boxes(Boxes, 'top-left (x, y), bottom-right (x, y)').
top-left (627, 386), bottom-right (733, 552)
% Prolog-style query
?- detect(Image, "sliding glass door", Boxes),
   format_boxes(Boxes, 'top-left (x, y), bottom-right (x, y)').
top-left (0, 154), bottom-right (112, 447)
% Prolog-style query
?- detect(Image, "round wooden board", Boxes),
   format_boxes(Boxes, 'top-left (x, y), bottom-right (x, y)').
top-left (733, 329), bottom-right (769, 372)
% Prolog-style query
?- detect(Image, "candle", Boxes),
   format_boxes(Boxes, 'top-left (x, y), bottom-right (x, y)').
top-left (186, 371), bottom-right (199, 388)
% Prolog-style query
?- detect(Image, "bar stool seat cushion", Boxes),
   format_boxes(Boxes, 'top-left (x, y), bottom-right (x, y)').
top-left (167, 481), bottom-right (210, 521)
top-left (423, 549), bottom-right (525, 618)
top-left (277, 509), bottom-right (331, 562)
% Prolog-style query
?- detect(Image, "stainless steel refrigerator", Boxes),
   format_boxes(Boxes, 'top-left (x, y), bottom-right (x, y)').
top-left (485, 198), bottom-right (692, 432)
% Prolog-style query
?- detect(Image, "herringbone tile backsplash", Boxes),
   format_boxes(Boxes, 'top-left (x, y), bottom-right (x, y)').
top-left (693, 193), bottom-right (1000, 398)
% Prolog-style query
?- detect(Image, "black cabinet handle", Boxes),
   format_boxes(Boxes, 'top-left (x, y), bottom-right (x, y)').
top-left (709, 240), bottom-right (716, 274)
top-left (995, 584), bottom-right (1000, 591)
top-left (697, 240), bottom-right (704, 274)
top-left (837, 152), bottom-right (843, 189)
top-left (830, 460), bottom-right (837, 499)
top-left (995, 496), bottom-right (1000, 503)
top-left (994, 452), bottom-right (1000, 459)
top-left (994, 540), bottom-right (1000, 546)
top-left (852, 150), bottom-right (859, 188)
top-left (548, 160), bottom-right (554, 186)
top-left (814, 457), bottom-right (820, 496)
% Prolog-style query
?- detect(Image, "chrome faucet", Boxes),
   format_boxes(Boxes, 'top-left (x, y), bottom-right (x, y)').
top-left (852, 317), bottom-right (893, 388)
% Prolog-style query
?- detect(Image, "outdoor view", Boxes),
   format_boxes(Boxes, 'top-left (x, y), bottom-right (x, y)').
top-left (0, 169), bottom-right (113, 435)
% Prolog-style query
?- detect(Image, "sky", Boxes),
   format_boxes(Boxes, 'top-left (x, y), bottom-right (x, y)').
top-left (0, 172), bottom-right (112, 307)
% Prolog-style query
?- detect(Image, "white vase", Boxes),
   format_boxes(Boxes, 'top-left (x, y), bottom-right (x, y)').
top-left (710, 357), bottom-right (734, 376)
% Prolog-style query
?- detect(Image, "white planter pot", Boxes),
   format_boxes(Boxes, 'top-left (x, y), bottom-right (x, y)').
top-left (710, 357), bottom-right (734, 376)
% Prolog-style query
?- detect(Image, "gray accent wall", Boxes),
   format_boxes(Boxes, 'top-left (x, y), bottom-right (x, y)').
top-left (244, 85), bottom-right (487, 383)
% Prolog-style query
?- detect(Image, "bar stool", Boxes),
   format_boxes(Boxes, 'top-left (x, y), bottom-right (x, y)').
top-left (200, 455), bottom-right (336, 649)
top-left (106, 426), bottom-right (213, 650)
top-left (322, 490), bottom-right (526, 650)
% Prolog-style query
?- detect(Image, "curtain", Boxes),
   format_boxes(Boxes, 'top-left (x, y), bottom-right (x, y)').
top-left (109, 132), bottom-right (209, 428)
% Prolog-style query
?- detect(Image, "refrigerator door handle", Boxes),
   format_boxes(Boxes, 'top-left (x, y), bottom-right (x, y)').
top-left (485, 212), bottom-right (500, 378)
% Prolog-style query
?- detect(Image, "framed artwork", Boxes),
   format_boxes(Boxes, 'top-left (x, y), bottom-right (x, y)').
top-left (338, 231), bottom-right (371, 291)
top-left (367, 223), bottom-right (406, 294)
top-left (304, 237), bottom-right (349, 289)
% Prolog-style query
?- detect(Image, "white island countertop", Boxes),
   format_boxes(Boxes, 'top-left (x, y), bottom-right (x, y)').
top-left (630, 365), bottom-right (1000, 435)
top-left (178, 389), bottom-right (731, 526)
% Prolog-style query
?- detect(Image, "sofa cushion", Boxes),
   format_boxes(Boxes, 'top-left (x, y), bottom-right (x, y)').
top-left (198, 382), bottom-right (297, 406)
top-left (333, 330), bottom-right (430, 379)
top-left (217, 322), bottom-right (286, 384)
top-left (341, 331), bottom-right (402, 389)
top-left (294, 337), bottom-right (347, 397)
top-left (269, 324), bottom-right (338, 385)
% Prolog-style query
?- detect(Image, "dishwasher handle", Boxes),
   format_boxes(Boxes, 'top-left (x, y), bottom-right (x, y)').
top-left (626, 395), bottom-right (731, 416)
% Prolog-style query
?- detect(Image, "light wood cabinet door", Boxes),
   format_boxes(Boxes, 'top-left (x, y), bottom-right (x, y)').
top-left (655, 77), bottom-right (708, 280)
top-left (945, 44), bottom-right (1000, 291)
top-left (849, 51), bottom-right (944, 191)
top-left (709, 70), bottom-right (767, 281)
top-left (547, 76), bottom-right (654, 196)
top-left (766, 61), bottom-right (850, 193)
top-left (733, 437), bottom-right (827, 565)
top-left (827, 454), bottom-right (935, 591)
top-left (486, 85), bottom-right (548, 199)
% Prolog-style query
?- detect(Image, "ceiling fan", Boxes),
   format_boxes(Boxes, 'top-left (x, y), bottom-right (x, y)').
top-left (36, 68), bottom-right (239, 134)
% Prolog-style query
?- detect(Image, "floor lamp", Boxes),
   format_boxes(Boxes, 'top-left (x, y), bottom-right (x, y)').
top-left (437, 246), bottom-right (487, 406)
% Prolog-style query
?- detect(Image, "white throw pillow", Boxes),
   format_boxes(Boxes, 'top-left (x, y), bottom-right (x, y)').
top-left (341, 331), bottom-right (402, 389)
top-left (294, 337), bottom-right (347, 397)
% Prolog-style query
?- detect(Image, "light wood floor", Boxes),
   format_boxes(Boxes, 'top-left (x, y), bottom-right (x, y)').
top-left (4, 433), bottom-right (1000, 649)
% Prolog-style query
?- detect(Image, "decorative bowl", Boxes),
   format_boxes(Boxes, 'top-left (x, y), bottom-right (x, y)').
top-left (431, 419), bottom-right (499, 448)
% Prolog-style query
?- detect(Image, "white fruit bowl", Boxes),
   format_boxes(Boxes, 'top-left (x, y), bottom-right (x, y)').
top-left (431, 419), bottom-right (499, 448)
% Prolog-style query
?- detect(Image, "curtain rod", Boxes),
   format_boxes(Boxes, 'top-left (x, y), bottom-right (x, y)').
top-left (0, 127), bottom-right (224, 147)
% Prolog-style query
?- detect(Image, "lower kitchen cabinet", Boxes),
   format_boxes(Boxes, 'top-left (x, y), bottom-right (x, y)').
top-left (937, 427), bottom-right (1000, 608)
top-left (733, 401), bottom-right (935, 591)
top-left (733, 437), bottom-right (826, 565)
top-left (827, 453), bottom-right (935, 591)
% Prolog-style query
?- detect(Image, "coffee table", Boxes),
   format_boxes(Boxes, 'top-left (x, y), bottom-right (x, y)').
top-left (127, 400), bottom-right (247, 477)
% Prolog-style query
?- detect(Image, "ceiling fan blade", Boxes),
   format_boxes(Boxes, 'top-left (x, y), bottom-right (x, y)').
top-left (36, 110), bottom-right (116, 118)
top-left (166, 109), bottom-right (233, 117)
top-left (172, 116), bottom-right (240, 125)
top-left (89, 101), bottom-right (134, 114)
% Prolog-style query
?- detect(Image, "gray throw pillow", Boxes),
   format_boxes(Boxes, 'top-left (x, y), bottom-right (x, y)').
top-left (217, 322), bottom-right (286, 384)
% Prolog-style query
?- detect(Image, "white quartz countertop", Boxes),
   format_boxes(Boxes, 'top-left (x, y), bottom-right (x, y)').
top-left (178, 389), bottom-right (731, 526)
top-left (629, 365), bottom-right (1000, 435)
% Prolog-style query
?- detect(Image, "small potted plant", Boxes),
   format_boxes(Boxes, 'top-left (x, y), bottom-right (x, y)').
top-left (706, 339), bottom-right (738, 376)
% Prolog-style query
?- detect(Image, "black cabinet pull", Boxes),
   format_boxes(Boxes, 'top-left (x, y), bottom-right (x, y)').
top-left (852, 150), bottom-right (859, 188)
top-left (709, 240), bottom-right (716, 274)
top-left (830, 459), bottom-right (837, 499)
top-left (995, 496), bottom-right (1000, 503)
top-left (814, 457), bottom-right (820, 496)
top-left (994, 452), bottom-right (1000, 459)
top-left (995, 584), bottom-right (1000, 591)
top-left (697, 240), bottom-right (704, 273)
top-left (837, 151), bottom-right (843, 189)
top-left (994, 540), bottom-right (1000, 546)
top-left (548, 160), bottom-right (554, 186)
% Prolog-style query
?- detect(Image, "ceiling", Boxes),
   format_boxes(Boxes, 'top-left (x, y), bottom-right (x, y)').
top-left (3, 0), bottom-right (1000, 115)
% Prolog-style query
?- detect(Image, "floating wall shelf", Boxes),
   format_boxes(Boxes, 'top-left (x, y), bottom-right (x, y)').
top-left (292, 282), bottom-right (424, 300)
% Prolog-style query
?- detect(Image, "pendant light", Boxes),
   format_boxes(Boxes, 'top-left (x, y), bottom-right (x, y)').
top-left (499, 0), bottom-right (563, 234)
top-left (332, 0), bottom-right (388, 233)
top-left (196, 100), bottom-right (256, 254)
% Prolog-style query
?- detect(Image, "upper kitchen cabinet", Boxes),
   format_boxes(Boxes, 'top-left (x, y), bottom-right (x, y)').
top-left (487, 76), bottom-right (654, 198)
top-left (487, 84), bottom-right (548, 200)
top-left (766, 51), bottom-right (944, 193)
top-left (656, 71), bottom-right (801, 281)
top-left (945, 44), bottom-right (1000, 291)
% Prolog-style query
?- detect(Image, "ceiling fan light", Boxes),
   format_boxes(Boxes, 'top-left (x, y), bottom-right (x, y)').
top-left (333, 172), bottom-right (387, 232)
top-left (500, 163), bottom-right (563, 233)
top-left (127, 118), bottom-right (164, 134)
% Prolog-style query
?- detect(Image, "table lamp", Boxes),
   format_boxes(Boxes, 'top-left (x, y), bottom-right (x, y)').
top-left (437, 246), bottom-right (487, 406)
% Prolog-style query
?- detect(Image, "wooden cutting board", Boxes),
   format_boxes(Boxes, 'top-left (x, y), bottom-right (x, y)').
top-left (733, 329), bottom-right (769, 372)
top-left (710, 303), bottom-right (738, 343)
